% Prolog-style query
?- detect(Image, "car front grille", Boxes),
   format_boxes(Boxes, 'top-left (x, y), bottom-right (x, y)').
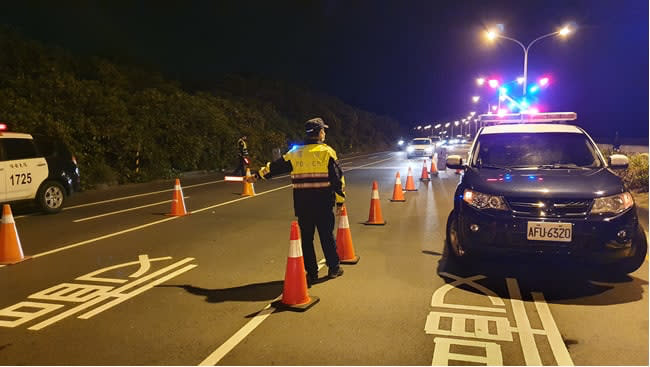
top-left (506, 197), bottom-right (593, 218)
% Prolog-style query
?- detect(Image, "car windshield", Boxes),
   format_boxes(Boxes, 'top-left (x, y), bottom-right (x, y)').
top-left (472, 132), bottom-right (603, 169)
top-left (411, 139), bottom-right (431, 145)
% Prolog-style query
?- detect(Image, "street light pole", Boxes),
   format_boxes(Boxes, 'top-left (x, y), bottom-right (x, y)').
top-left (487, 27), bottom-right (571, 96)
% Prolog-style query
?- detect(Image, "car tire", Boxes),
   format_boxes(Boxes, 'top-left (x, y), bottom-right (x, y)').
top-left (615, 226), bottom-right (647, 274)
top-left (37, 180), bottom-right (66, 214)
top-left (445, 210), bottom-right (469, 262)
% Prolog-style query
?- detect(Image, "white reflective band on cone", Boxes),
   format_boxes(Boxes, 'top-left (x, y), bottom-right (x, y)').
top-left (288, 239), bottom-right (303, 258)
top-left (371, 190), bottom-right (380, 199)
top-left (175, 184), bottom-right (181, 190)
top-left (2, 213), bottom-right (14, 224)
top-left (396, 177), bottom-right (402, 185)
top-left (338, 214), bottom-right (350, 229)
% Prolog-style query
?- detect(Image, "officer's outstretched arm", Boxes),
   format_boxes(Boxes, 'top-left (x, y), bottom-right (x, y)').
top-left (255, 157), bottom-right (292, 179)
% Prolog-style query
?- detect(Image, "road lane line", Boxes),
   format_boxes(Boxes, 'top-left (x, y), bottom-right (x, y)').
top-left (506, 278), bottom-right (542, 366)
top-left (531, 292), bottom-right (574, 366)
top-left (72, 197), bottom-right (188, 222)
top-left (198, 259), bottom-right (326, 366)
top-left (2, 157), bottom-right (396, 268)
top-left (12, 153), bottom-right (389, 220)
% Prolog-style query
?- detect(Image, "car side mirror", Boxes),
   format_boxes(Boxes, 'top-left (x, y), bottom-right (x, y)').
top-left (446, 155), bottom-right (463, 169)
top-left (608, 154), bottom-right (629, 169)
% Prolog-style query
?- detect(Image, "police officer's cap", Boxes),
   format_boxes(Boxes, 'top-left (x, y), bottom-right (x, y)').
top-left (305, 117), bottom-right (329, 134)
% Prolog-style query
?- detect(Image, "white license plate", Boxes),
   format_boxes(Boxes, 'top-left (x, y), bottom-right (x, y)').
top-left (526, 221), bottom-right (572, 242)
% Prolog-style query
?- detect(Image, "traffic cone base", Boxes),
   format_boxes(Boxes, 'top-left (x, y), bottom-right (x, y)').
top-left (364, 181), bottom-right (386, 225)
top-left (276, 221), bottom-right (319, 312)
top-left (336, 206), bottom-right (360, 264)
top-left (0, 204), bottom-right (30, 265)
top-left (167, 178), bottom-right (189, 216)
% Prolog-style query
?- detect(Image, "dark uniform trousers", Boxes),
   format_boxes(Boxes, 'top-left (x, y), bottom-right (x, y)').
top-left (298, 208), bottom-right (338, 276)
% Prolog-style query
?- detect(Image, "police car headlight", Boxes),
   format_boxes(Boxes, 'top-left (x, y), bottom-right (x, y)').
top-left (463, 189), bottom-right (508, 210)
top-left (590, 192), bottom-right (634, 215)
top-left (406, 146), bottom-right (415, 153)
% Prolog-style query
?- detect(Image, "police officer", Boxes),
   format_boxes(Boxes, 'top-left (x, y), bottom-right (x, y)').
top-left (249, 117), bottom-right (345, 287)
top-left (233, 135), bottom-right (249, 176)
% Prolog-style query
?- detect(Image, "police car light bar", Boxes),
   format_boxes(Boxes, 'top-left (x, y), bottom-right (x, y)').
top-left (0, 123), bottom-right (7, 131)
top-left (478, 112), bottom-right (577, 124)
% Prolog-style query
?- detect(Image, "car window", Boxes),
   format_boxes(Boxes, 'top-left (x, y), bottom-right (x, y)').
top-left (472, 133), bottom-right (602, 168)
top-left (1, 138), bottom-right (39, 161)
top-left (411, 139), bottom-right (432, 145)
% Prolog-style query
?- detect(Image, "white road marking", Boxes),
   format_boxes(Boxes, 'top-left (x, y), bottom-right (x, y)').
top-left (198, 259), bottom-right (326, 366)
top-left (72, 197), bottom-right (188, 222)
top-left (532, 292), bottom-right (574, 366)
top-left (505, 278), bottom-right (543, 366)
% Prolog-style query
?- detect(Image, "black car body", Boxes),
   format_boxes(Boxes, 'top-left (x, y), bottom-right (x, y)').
top-left (445, 121), bottom-right (646, 274)
top-left (32, 134), bottom-right (81, 196)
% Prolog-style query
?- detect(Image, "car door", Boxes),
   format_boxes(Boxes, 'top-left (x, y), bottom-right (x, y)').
top-left (1, 137), bottom-right (48, 201)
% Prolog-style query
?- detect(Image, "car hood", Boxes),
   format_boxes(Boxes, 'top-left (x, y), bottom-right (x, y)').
top-left (465, 167), bottom-right (624, 199)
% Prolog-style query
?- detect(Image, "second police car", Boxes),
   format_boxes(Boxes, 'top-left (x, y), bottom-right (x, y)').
top-left (0, 124), bottom-right (80, 213)
top-left (445, 112), bottom-right (647, 274)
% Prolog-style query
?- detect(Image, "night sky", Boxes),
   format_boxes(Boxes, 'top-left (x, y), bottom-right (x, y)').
top-left (1, 1), bottom-right (648, 140)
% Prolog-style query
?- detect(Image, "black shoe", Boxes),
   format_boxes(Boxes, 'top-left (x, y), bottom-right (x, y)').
top-left (306, 273), bottom-right (318, 288)
top-left (327, 267), bottom-right (344, 279)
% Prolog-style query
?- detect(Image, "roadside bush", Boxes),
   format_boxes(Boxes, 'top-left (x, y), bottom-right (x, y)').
top-left (622, 153), bottom-right (649, 192)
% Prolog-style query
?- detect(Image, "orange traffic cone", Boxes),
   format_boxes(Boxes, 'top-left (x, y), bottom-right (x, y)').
top-left (0, 204), bottom-right (30, 265)
top-left (390, 172), bottom-right (406, 202)
top-left (168, 178), bottom-right (189, 216)
top-left (364, 181), bottom-right (386, 225)
top-left (241, 168), bottom-right (255, 196)
top-left (420, 159), bottom-right (430, 182)
top-left (405, 166), bottom-right (417, 191)
top-left (272, 221), bottom-right (319, 311)
top-left (336, 205), bottom-right (360, 264)
top-left (430, 155), bottom-right (439, 176)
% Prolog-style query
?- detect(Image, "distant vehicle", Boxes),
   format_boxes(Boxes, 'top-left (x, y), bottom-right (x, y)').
top-left (445, 112), bottom-right (647, 274)
top-left (406, 138), bottom-right (434, 159)
top-left (0, 126), bottom-right (80, 213)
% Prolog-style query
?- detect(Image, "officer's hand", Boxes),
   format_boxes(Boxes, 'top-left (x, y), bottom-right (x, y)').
top-left (336, 203), bottom-right (344, 215)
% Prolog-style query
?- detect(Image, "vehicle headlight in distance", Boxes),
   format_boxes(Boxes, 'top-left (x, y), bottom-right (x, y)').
top-left (463, 189), bottom-right (508, 210)
top-left (590, 192), bottom-right (634, 215)
top-left (398, 140), bottom-right (404, 146)
top-left (406, 146), bottom-right (415, 153)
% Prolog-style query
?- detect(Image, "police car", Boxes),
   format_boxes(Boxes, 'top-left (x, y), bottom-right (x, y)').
top-left (0, 124), bottom-right (80, 213)
top-left (445, 112), bottom-right (647, 274)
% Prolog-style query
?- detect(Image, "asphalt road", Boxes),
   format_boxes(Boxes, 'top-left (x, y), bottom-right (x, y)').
top-left (0, 148), bottom-right (647, 365)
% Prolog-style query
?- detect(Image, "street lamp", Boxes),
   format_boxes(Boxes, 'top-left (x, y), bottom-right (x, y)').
top-left (472, 96), bottom-right (480, 103)
top-left (485, 25), bottom-right (573, 96)
top-left (476, 77), bottom-right (485, 86)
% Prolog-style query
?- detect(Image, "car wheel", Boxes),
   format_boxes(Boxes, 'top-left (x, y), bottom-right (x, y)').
top-left (615, 226), bottom-right (647, 274)
top-left (37, 180), bottom-right (66, 214)
top-left (445, 210), bottom-right (468, 260)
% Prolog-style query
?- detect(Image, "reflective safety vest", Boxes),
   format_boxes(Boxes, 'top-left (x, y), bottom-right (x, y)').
top-left (284, 144), bottom-right (338, 190)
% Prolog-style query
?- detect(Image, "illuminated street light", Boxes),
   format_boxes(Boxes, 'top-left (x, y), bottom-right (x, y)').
top-left (484, 25), bottom-right (574, 96)
top-left (476, 77), bottom-right (485, 86)
top-left (472, 96), bottom-right (480, 103)
top-left (434, 124), bottom-right (441, 129)
top-left (470, 111), bottom-right (476, 116)
top-left (488, 79), bottom-right (499, 88)
top-left (444, 122), bottom-right (450, 127)
top-left (516, 76), bottom-right (525, 84)
top-left (539, 77), bottom-right (549, 86)
top-left (454, 121), bottom-right (459, 126)
top-left (424, 125), bottom-right (431, 130)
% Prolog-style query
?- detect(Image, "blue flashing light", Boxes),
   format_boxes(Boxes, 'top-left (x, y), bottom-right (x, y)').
top-left (504, 173), bottom-right (512, 182)
top-left (529, 85), bottom-right (539, 93)
top-left (499, 87), bottom-right (508, 94)
top-left (528, 175), bottom-right (536, 180)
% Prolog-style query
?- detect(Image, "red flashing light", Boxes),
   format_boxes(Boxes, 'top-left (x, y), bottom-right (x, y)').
top-left (539, 77), bottom-right (549, 86)
top-left (488, 79), bottom-right (499, 88)
top-left (0, 123), bottom-right (7, 131)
